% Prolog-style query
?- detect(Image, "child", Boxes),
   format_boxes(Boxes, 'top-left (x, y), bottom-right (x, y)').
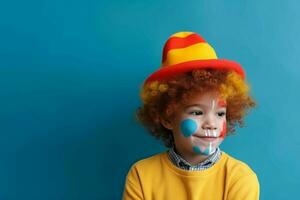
top-left (122, 32), bottom-right (260, 200)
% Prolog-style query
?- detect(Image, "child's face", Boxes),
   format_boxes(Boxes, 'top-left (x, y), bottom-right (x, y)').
top-left (166, 91), bottom-right (227, 156)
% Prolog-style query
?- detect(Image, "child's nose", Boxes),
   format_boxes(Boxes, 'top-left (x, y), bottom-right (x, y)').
top-left (201, 115), bottom-right (217, 130)
top-left (202, 124), bottom-right (217, 130)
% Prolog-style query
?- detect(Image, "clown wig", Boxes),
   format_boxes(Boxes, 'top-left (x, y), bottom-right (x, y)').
top-left (136, 69), bottom-right (256, 148)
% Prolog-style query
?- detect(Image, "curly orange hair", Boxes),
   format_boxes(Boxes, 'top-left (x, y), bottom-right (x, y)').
top-left (136, 69), bottom-right (256, 148)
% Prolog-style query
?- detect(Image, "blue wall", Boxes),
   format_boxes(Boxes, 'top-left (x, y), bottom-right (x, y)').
top-left (1, 0), bottom-right (299, 199)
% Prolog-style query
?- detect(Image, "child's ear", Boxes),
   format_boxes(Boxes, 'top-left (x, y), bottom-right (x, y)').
top-left (160, 117), bottom-right (173, 130)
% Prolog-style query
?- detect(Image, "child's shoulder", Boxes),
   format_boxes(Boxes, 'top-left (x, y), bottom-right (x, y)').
top-left (133, 151), bottom-right (166, 166)
top-left (128, 151), bottom-right (167, 173)
top-left (222, 151), bottom-right (258, 177)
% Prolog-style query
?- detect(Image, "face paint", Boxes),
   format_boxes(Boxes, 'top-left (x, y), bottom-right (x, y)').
top-left (193, 146), bottom-right (212, 156)
top-left (180, 118), bottom-right (199, 137)
top-left (179, 117), bottom-right (225, 156)
top-left (220, 121), bottom-right (227, 138)
top-left (217, 99), bottom-right (227, 107)
top-left (178, 97), bottom-right (227, 156)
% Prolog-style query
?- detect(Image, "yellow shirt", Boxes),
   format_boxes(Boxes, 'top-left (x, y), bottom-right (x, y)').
top-left (122, 151), bottom-right (259, 200)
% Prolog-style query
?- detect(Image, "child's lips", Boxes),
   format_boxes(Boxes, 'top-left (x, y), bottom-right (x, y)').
top-left (193, 135), bottom-right (218, 142)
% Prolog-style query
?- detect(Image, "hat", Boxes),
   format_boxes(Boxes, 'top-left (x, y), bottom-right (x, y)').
top-left (144, 32), bottom-right (245, 84)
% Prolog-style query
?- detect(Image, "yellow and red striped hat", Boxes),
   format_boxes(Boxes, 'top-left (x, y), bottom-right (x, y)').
top-left (144, 32), bottom-right (245, 84)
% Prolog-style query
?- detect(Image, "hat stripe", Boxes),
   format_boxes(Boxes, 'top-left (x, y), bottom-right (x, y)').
top-left (162, 42), bottom-right (217, 67)
top-left (170, 32), bottom-right (195, 38)
top-left (162, 33), bottom-right (206, 63)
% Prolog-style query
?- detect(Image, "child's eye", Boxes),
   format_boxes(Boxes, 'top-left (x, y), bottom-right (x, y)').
top-left (190, 111), bottom-right (203, 115)
top-left (217, 112), bottom-right (226, 117)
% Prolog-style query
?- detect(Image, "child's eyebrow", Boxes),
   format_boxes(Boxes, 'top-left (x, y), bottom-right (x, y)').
top-left (184, 104), bottom-right (226, 109)
top-left (184, 104), bottom-right (207, 109)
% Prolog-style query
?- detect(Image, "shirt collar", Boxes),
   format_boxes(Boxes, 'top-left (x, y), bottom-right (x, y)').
top-left (168, 146), bottom-right (221, 170)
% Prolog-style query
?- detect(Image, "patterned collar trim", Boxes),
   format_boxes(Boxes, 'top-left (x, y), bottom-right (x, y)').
top-left (167, 146), bottom-right (222, 171)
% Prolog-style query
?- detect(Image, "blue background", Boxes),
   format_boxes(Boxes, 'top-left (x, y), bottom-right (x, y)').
top-left (1, 0), bottom-right (299, 199)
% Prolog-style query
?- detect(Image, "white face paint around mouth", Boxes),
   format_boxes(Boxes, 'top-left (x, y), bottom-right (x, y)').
top-left (204, 129), bottom-right (218, 137)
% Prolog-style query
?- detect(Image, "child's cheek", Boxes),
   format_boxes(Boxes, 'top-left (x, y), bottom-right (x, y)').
top-left (220, 121), bottom-right (227, 138)
top-left (180, 118), bottom-right (199, 137)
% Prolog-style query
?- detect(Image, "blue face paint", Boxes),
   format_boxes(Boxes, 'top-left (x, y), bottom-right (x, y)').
top-left (192, 146), bottom-right (211, 156)
top-left (180, 118), bottom-right (198, 137)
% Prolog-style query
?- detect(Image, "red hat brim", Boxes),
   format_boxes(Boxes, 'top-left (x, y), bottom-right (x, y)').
top-left (144, 59), bottom-right (245, 84)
